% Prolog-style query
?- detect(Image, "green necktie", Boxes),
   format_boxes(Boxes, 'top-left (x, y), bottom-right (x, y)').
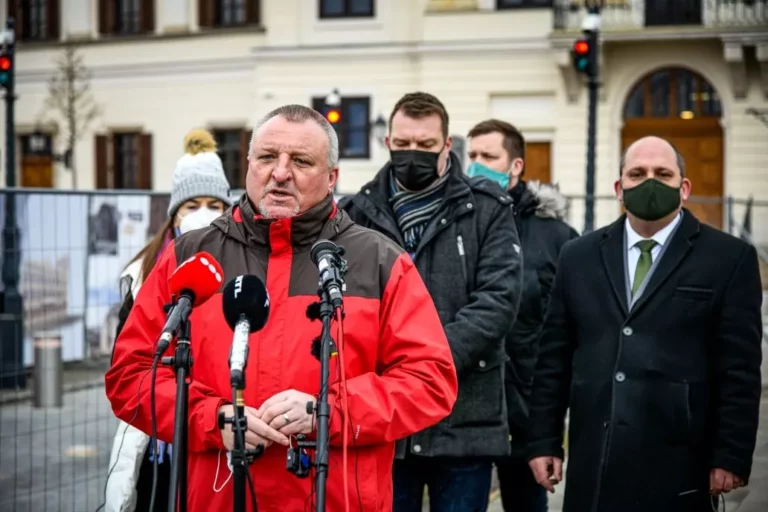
top-left (632, 239), bottom-right (658, 296)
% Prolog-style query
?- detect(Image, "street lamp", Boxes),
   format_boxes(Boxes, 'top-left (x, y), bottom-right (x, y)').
top-left (325, 88), bottom-right (341, 108)
top-left (371, 114), bottom-right (387, 147)
top-left (28, 129), bottom-right (72, 168)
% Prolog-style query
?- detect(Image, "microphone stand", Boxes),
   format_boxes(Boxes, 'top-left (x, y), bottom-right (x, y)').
top-left (219, 357), bottom-right (263, 512)
top-left (162, 316), bottom-right (193, 512)
top-left (313, 289), bottom-right (336, 512)
top-left (288, 244), bottom-right (347, 511)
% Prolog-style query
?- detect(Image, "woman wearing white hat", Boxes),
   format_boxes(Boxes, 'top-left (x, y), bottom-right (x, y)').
top-left (102, 129), bottom-right (233, 512)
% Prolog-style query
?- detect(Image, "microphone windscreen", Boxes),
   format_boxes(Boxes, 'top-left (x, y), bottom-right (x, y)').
top-left (310, 240), bottom-right (337, 266)
top-left (169, 251), bottom-right (224, 307)
top-left (221, 275), bottom-right (270, 332)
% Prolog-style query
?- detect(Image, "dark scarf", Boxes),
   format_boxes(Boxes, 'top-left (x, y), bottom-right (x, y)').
top-left (509, 180), bottom-right (526, 206)
top-left (389, 160), bottom-right (451, 257)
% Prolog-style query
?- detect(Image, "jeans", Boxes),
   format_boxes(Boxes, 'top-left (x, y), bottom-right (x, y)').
top-left (496, 455), bottom-right (548, 512)
top-left (393, 456), bottom-right (493, 512)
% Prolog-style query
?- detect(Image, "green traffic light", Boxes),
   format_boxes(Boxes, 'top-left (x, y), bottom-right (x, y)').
top-left (0, 72), bottom-right (8, 84)
top-left (576, 58), bottom-right (589, 72)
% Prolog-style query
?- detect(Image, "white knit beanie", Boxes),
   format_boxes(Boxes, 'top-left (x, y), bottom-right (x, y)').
top-left (168, 128), bottom-right (233, 217)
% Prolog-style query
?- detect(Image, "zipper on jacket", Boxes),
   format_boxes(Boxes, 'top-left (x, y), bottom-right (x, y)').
top-left (456, 235), bottom-right (468, 285)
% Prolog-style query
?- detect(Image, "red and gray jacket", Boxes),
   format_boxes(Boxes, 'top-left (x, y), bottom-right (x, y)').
top-left (105, 194), bottom-right (458, 512)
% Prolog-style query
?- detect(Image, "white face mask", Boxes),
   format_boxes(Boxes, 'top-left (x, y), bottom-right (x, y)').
top-left (178, 207), bottom-right (222, 235)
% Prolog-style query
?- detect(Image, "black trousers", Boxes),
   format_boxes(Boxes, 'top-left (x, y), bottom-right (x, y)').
top-left (495, 454), bottom-right (548, 512)
top-left (135, 454), bottom-right (172, 512)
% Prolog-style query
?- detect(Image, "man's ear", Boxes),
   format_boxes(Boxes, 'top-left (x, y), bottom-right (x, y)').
top-left (510, 158), bottom-right (525, 178)
top-left (384, 135), bottom-right (391, 152)
top-left (614, 179), bottom-right (623, 202)
top-left (329, 167), bottom-right (339, 192)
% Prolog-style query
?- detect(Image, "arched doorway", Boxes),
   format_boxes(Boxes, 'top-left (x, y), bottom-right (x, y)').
top-left (621, 67), bottom-right (724, 228)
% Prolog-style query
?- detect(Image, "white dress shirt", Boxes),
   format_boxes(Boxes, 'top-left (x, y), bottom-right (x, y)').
top-left (625, 212), bottom-right (682, 280)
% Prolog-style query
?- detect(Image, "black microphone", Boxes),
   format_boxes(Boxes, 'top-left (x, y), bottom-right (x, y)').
top-left (310, 240), bottom-right (346, 309)
top-left (222, 275), bottom-right (270, 387)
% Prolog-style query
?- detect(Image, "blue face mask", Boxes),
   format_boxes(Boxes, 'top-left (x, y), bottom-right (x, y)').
top-left (466, 161), bottom-right (510, 190)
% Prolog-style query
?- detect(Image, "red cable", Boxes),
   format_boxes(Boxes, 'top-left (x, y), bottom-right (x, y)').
top-left (335, 309), bottom-right (351, 512)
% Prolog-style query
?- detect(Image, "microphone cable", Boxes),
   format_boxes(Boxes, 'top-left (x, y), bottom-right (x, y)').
top-left (334, 307), bottom-right (364, 512)
top-left (147, 352), bottom-right (162, 512)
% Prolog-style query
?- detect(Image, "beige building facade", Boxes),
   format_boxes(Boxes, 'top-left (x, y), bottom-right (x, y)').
top-left (2, 0), bottom-right (767, 235)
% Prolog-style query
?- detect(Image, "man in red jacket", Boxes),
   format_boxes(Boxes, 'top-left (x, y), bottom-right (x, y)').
top-left (105, 104), bottom-right (459, 512)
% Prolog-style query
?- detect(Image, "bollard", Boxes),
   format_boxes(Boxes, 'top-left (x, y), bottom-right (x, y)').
top-left (33, 332), bottom-right (63, 408)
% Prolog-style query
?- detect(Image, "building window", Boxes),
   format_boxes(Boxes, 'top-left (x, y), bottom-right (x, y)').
top-left (199, 0), bottom-right (261, 28)
top-left (7, 0), bottom-right (60, 42)
top-left (312, 96), bottom-right (371, 160)
top-left (94, 133), bottom-right (153, 189)
top-left (116, 0), bottom-right (141, 33)
top-left (496, 0), bottom-right (552, 8)
top-left (213, 129), bottom-right (249, 189)
top-left (623, 68), bottom-right (722, 121)
top-left (98, 0), bottom-right (155, 36)
top-left (319, 0), bottom-right (374, 19)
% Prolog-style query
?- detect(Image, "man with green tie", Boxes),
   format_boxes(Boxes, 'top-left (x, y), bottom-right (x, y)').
top-left (525, 136), bottom-right (763, 512)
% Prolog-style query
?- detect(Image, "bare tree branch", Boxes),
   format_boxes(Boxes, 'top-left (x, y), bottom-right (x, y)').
top-left (37, 45), bottom-right (102, 189)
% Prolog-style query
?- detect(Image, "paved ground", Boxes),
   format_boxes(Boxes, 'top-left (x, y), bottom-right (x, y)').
top-left (485, 395), bottom-right (768, 512)
top-left (1, 381), bottom-right (766, 512)
top-left (0, 386), bottom-right (117, 512)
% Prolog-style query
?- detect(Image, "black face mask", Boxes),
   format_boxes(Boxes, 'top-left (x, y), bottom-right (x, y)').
top-left (390, 150), bottom-right (441, 192)
top-left (622, 178), bottom-right (682, 221)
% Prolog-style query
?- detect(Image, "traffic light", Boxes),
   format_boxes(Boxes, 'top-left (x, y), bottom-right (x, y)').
top-left (571, 38), bottom-right (592, 76)
top-left (0, 52), bottom-right (11, 90)
top-left (325, 108), bottom-right (341, 125)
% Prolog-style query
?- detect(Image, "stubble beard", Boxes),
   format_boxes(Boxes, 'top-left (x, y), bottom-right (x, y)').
top-left (257, 198), bottom-right (300, 219)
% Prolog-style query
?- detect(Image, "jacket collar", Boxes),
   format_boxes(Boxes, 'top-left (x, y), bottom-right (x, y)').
top-left (600, 208), bottom-right (699, 317)
top-left (225, 193), bottom-right (344, 253)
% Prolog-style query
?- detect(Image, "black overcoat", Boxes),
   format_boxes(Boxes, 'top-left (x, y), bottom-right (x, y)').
top-left (528, 210), bottom-right (763, 512)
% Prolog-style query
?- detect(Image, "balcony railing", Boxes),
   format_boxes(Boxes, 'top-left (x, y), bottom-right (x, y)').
top-left (553, 0), bottom-right (768, 31)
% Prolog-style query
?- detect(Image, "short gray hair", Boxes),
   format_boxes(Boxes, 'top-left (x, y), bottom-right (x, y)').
top-left (250, 104), bottom-right (339, 169)
top-left (619, 139), bottom-right (686, 177)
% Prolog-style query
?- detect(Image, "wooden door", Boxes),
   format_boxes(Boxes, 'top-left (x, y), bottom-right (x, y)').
top-left (525, 141), bottom-right (552, 184)
top-left (19, 134), bottom-right (55, 188)
top-left (20, 155), bottom-right (54, 188)
top-left (621, 118), bottom-right (723, 228)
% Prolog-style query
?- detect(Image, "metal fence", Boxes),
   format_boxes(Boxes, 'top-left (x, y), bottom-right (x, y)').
top-left (0, 188), bottom-right (766, 512)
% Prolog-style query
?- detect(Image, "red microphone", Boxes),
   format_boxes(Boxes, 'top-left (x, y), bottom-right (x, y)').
top-left (155, 251), bottom-right (224, 357)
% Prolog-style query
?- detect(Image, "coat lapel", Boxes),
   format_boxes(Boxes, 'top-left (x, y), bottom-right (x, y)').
top-left (600, 217), bottom-right (629, 316)
top-left (628, 210), bottom-right (700, 318)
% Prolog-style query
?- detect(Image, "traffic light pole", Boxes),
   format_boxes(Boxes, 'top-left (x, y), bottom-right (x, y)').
top-left (1, 18), bottom-right (25, 389)
top-left (583, 25), bottom-right (599, 233)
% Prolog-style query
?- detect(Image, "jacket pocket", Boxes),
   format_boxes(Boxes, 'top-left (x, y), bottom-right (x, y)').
top-left (614, 378), bottom-right (692, 445)
top-left (448, 355), bottom-right (505, 428)
top-left (674, 286), bottom-right (714, 302)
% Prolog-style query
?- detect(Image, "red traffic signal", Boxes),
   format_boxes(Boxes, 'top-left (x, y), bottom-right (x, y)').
top-left (0, 55), bottom-right (11, 87)
top-left (571, 38), bottom-right (592, 75)
top-left (326, 109), bottom-right (341, 124)
top-left (573, 40), bottom-right (589, 55)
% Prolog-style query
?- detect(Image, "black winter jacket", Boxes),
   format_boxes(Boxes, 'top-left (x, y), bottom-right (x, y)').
top-left (504, 181), bottom-right (579, 457)
top-left (339, 153), bottom-right (523, 458)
